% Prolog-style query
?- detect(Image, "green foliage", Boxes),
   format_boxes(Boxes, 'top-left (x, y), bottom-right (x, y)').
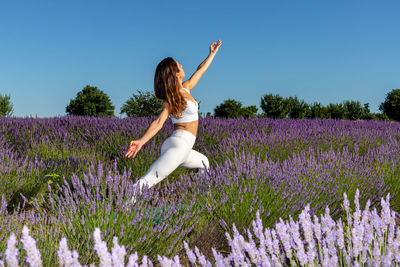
top-left (309, 102), bottom-right (327, 119)
top-left (120, 90), bottom-right (163, 118)
top-left (0, 93), bottom-right (13, 117)
top-left (260, 93), bottom-right (383, 120)
top-left (342, 100), bottom-right (365, 120)
top-left (66, 85), bottom-right (115, 116)
top-left (363, 103), bottom-right (370, 114)
top-left (207, 176), bottom-right (285, 236)
top-left (27, 173), bottom-right (63, 208)
top-left (326, 103), bottom-right (344, 119)
top-left (360, 113), bottom-right (376, 120)
top-left (372, 113), bottom-right (391, 121)
top-left (285, 96), bottom-right (310, 119)
top-left (260, 93), bottom-right (288, 118)
top-left (379, 88), bottom-right (400, 122)
top-left (214, 99), bottom-right (258, 118)
top-left (214, 99), bottom-right (242, 118)
top-left (240, 105), bottom-right (258, 118)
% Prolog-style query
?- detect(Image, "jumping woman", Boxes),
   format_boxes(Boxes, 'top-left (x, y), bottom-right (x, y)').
top-left (125, 40), bottom-right (222, 204)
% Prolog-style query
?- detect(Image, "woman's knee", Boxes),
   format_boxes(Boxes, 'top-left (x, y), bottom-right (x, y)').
top-left (197, 156), bottom-right (209, 175)
top-left (201, 155), bottom-right (210, 169)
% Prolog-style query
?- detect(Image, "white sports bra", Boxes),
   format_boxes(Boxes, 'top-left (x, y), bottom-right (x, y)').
top-left (169, 88), bottom-right (199, 123)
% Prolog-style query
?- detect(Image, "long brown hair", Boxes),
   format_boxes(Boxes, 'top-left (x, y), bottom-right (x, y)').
top-left (154, 57), bottom-right (187, 118)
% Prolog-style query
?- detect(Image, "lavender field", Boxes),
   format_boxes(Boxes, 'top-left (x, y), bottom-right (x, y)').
top-left (0, 116), bottom-right (399, 266)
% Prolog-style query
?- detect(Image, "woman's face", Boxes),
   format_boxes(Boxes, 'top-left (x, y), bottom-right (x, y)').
top-left (175, 61), bottom-right (185, 79)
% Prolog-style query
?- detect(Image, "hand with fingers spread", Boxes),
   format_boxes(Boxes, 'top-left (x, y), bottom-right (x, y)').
top-left (209, 40), bottom-right (222, 55)
top-left (125, 139), bottom-right (144, 159)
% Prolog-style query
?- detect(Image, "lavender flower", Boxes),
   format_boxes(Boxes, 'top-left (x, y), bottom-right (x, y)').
top-left (183, 241), bottom-right (197, 265)
top-left (57, 237), bottom-right (73, 266)
top-left (111, 236), bottom-right (127, 266)
top-left (275, 218), bottom-right (292, 259)
top-left (93, 228), bottom-right (112, 266)
top-left (21, 225), bottom-right (42, 267)
top-left (5, 233), bottom-right (19, 267)
top-left (126, 251), bottom-right (139, 267)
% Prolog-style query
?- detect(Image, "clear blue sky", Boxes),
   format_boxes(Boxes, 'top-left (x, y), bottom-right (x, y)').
top-left (0, 0), bottom-right (399, 117)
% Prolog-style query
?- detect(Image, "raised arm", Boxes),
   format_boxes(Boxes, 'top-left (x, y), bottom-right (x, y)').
top-left (125, 101), bottom-right (171, 159)
top-left (183, 40), bottom-right (222, 91)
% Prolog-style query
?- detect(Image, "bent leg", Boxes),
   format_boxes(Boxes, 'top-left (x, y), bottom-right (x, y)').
top-left (180, 149), bottom-right (210, 173)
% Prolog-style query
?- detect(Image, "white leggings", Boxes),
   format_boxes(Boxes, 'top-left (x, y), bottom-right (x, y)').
top-left (131, 129), bottom-right (209, 201)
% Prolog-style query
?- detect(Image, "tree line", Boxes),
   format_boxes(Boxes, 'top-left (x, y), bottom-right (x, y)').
top-left (1, 85), bottom-right (399, 121)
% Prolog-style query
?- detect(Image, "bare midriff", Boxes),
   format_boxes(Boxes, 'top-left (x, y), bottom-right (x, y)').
top-left (173, 120), bottom-right (198, 137)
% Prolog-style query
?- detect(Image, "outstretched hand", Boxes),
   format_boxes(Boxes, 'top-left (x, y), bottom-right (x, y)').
top-left (125, 140), bottom-right (143, 159)
top-left (209, 40), bottom-right (222, 55)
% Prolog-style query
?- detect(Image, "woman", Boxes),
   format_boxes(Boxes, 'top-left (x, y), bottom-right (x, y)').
top-left (125, 40), bottom-right (222, 204)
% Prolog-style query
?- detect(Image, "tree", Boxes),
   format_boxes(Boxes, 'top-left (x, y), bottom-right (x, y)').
top-left (359, 103), bottom-right (376, 120)
top-left (214, 99), bottom-right (257, 118)
top-left (66, 85), bottom-right (114, 116)
top-left (326, 103), bottom-right (344, 119)
top-left (308, 102), bottom-right (327, 119)
top-left (342, 100), bottom-right (364, 120)
top-left (214, 99), bottom-right (242, 118)
top-left (240, 105), bottom-right (258, 118)
top-left (373, 113), bottom-right (390, 121)
top-left (120, 90), bottom-right (163, 117)
top-left (0, 93), bottom-right (13, 117)
top-left (363, 103), bottom-right (370, 114)
top-left (260, 93), bottom-right (288, 118)
top-left (285, 96), bottom-right (309, 119)
top-left (379, 89), bottom-right (400, 121)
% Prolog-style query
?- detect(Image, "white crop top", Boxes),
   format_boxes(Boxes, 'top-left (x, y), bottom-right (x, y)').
top-left (169, 88), bottom-right (199, 123)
